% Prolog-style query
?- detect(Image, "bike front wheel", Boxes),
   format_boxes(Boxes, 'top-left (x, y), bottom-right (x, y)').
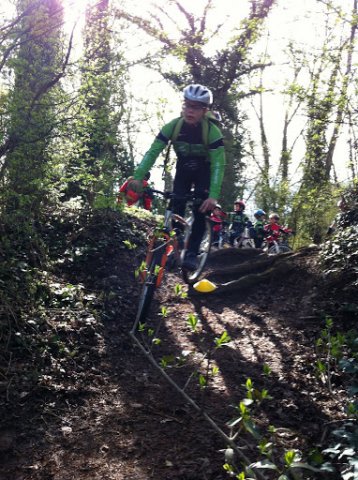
top-left (268, 244), bottom-right (292, 255)
top-left (136, 245), bottom-right (166, 324)
top-left (181, 217), bottom-right (212, 285)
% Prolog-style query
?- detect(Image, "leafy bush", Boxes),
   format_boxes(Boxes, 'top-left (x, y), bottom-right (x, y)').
top-left (321, 185), bottom-right (358, 294)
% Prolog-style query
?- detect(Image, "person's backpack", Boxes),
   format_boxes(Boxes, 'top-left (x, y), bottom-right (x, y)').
top-left (162, 111), bottom-right (222, 176)
top-left (170, 111), bottom-right (221, 147)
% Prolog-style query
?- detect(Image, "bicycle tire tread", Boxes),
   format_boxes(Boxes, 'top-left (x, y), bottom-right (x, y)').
top-left (136, 247), bottom-right (165, 323)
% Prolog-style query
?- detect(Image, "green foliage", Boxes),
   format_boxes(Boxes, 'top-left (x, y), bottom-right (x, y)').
top-left (262, 364), bottom-right (272, 376)
top-left (224, 377), bottom-right (321, 479)
top-left (212, 365), bottom-right (219, 376)
top-left (291, 183), bottom-right (338, 246)
top-left (244, 377), bottom-right (271, 403)
top-left (174, 283), bottom-right (188, 299)
top-left (320, 185), bottom-right (358, 292)
top-left (321, 422), bottom-right (358, 479)
top-left (123, 239), bottom-right (137, 250)
top-left (198, 373), bottom-right (207, 388)
top-left (214, 331), bottom-right (231, 349)
top-left (92, 194), bottom-right (118, 209)
top-left (160, 350), bottom-right (190, 369)
top-left (134, 260), bottom-right (146, 279)
top-left (187, 313), bottom-right (199, 332)
top-left (315, 317), bottom-right (358, 398)
top-left (62, 1), bottom-right (129, 205)
top-left (0, 0), bottom-right (69, 318)
top-left (322, 225), bottom-right (358, 279)
top-left (312, 314), bottom-right (358, 478)
top-left (3, 0), bottom-right (65, 218)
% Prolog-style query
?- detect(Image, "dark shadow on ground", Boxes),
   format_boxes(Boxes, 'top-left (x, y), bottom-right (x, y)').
top-left (0, 211), bottom-right (348, 480)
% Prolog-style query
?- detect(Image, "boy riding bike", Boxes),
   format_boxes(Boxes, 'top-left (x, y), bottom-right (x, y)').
top-left (227, 200), bottom-right (253, 246)
top-left (122, 84), bottom-right (226, 271)
top-left (210, 204), bottom-right (227, 247)
top-left (264, 213), bottom-right (293, 248)
top-left (252, 209), bottom-right (266, 248)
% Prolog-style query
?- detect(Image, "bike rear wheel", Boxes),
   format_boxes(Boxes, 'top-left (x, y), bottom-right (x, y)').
top-left (181, 217), bottom-right (212, 285)
top-left (136, 245), bottom-right (166, 324)
top-left (241, 238), bottom-right (255, 249)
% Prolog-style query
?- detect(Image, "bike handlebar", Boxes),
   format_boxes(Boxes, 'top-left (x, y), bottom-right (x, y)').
top-left (149, 189), bottom-right (205, 204)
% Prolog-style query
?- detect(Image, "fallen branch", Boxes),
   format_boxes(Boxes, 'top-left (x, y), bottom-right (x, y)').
top-left (129, 329), bottom-right (268, 480)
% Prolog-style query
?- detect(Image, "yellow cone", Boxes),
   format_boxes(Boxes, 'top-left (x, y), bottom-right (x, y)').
top-left (193, 279), bottom-right (217, 293)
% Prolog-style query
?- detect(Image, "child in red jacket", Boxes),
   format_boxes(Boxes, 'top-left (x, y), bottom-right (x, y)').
top-left (264, 213), bottom-right (292, 247)
top-left (210, 204), bottom-right (227, 247)
top-left (118, 172), bottom-right (153, 210)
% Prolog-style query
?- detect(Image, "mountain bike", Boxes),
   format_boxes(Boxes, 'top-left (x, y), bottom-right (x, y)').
top-left (132, 190), bottom-right (212, 327)
top-left (211, 221), bottom-right (230, 249)
top-left (212, 225), bottom-right (255, 249)
top-left (231, 227), bottom-right (255, 249)
top-left (235, 227), bottom-right (255, 249)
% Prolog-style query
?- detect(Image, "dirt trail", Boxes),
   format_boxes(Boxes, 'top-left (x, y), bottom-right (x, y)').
top-left (0, 212), bottom-right (352, 480)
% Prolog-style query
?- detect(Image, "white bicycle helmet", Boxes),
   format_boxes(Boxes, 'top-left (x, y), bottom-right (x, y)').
top-left (183, 84), bottom-right (213, 106)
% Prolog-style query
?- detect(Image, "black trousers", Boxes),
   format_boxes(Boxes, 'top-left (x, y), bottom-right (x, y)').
top-left (171, 162), bottom-right (210, 255)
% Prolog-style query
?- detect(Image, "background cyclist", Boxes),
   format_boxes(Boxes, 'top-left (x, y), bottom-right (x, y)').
top-left (210, 204), bottom-right (227, 247)
top-left (264, 213), bottom-right (293, 248)
top-left (228, 200), bottom-right (252, 246)
top-left (252, 209), bottom-right (266, 248)
top-left (118, 172), bottom-right (153, 210)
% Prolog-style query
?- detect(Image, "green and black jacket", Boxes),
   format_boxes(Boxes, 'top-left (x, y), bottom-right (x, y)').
top-left (133, 114), bottom-right (226, 199)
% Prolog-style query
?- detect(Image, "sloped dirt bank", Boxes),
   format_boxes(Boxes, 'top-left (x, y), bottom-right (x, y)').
top-left (0, 210), bottom-right (355, 480)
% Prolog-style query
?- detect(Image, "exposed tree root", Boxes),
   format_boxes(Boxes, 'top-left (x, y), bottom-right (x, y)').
top-left (207, 254), bottom-right (277, 278)
top-left (191, 247), bottom-right (320, 295)
top-left (212, 260), bottom-right (296, 294)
